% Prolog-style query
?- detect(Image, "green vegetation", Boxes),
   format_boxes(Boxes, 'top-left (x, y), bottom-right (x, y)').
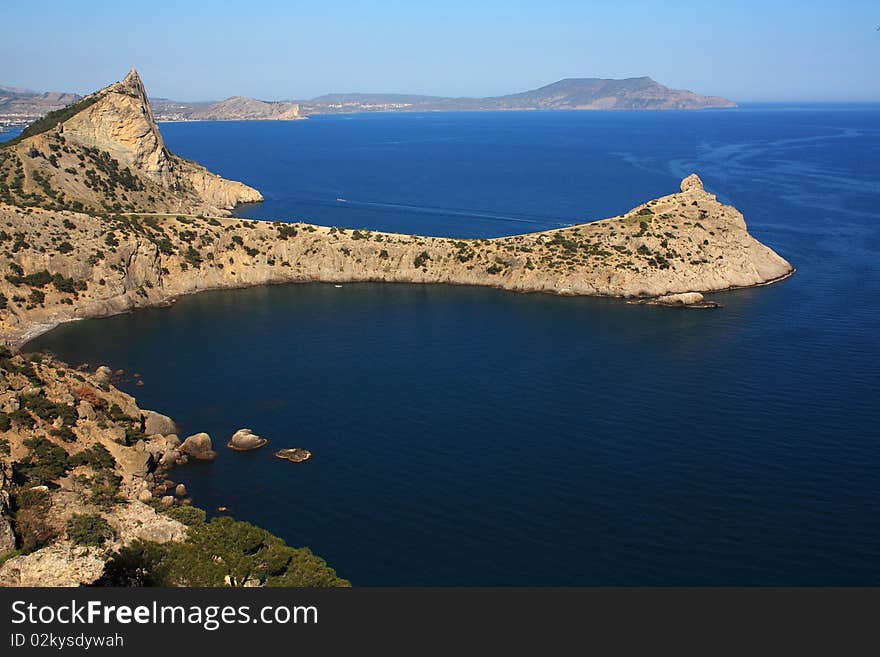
top-left (87, 473), bottom-right (124, 509)
top-left (15, 437), bottom-right (69, 486)
top-left (0, 550), bottom-right (20, 568)
top-left (66, 513), bottom-right (114, 546)
top-left (276, 224), bottom-right (298, 240)
top-left (68, 443), bottom-right (116, 471)
top-left (20, 392), bottom-right (77, 427)
top-left (5, 269), bottom-right (52, 288)
top-left (100, 516), bottom-right (350, 587)
top-left (413, 251), bottom-right (430, 269)
top-left (51, 273), bottom-right (87, 295)
top-left (164, 506), bottom-right (206, 526)
top-left (7, 94), bottom-right (104, 144)
top-left (183, 246), bottom-right (203, 268)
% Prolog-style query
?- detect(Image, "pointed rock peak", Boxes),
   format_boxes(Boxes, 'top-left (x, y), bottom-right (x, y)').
top-left (680, 173), bottom-right (704, 193)
top-left (115, 68), bottom-right (147, 98)
top-left (123, 68), bottom-right (142, 84)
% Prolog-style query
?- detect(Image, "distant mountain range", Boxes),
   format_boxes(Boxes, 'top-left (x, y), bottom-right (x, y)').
top-left (299, 77), bottom-right (736, 113)
top-left (1, 76), bottom-right (734, 129)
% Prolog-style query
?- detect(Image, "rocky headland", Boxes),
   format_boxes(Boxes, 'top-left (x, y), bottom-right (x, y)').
top-left (0, 348), bottom-right (348, 586)
top-left (0, 69), bottom-right (261, 217)
top-left (0, 69), bottom-right (792, 586)
top-left (0, 167), bottom-right (793, 346)
top-left (156, 96), bottom-right (303, 122)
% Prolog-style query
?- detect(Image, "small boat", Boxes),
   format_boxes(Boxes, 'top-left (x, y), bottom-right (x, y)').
top-left (336, 197), bottom-right (347, 203)
top-left (334, 284), bottom-right (343, 288)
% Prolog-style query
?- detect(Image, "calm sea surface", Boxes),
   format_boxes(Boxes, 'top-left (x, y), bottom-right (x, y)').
top-left (23, 107), bottom-right (880, 584)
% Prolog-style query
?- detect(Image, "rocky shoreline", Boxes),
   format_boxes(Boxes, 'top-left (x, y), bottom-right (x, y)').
top-left (0, 173), bottom-right (795, 349)
top-left (0, 350), bottom-right (344, 586)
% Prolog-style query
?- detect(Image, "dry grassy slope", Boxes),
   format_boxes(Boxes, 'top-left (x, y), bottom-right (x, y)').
top-left (0, 70), bottom-right (261, 217)
top-left (0, 173), bottom-right (793, 346)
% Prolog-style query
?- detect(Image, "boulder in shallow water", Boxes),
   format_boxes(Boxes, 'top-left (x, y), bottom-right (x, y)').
top-left (180, 433), bottom-right (217, 461)
top-left (628, 292), bottom-right (721, 308)
top-left (274, 448), bottom-right (312, 463)
top-left (227, 428), bottom-right (269, 451)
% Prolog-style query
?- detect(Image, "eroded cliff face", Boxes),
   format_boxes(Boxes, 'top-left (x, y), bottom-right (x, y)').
top-left (61, 70), bottom-right (175, 187)
top-left (0, 69), bottom-right (262, 216)
top-left (0, 174), bottom-right (793, 346)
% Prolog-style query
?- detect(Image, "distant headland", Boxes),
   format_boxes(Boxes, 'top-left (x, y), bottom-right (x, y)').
top-left (1, 75), bottom-right (735, 130)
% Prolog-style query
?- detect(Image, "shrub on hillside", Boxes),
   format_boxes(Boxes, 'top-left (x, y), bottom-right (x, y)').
top-left (66, 513), bottom-right (114, 546)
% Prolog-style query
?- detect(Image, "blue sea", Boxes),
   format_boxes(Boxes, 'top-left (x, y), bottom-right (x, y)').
top-left (22, 107), bottom-right (880, 585)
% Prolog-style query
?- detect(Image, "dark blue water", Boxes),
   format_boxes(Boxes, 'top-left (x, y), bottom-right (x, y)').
top-left (27, 108), bottom-right (880, 585)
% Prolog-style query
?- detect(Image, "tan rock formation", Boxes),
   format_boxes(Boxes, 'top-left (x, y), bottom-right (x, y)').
top-left (180, 433), bottom-right (216, 460)
top-left (0, 466), bottom-right (14, 554)
top-left (61, 69), bottom-right (175, 186)
top-left (0, 170), bottom-right (793, 346)
top-left (228, 428), bottom-right (269, 451)
top-left (0, 542), bottom-right (107, 586)
top-left (142, 409), bottom-right (177, 436)
top-left (189, 96), bottom-right (303, 121)
top-left (0, 69), bottom-right (262, 216)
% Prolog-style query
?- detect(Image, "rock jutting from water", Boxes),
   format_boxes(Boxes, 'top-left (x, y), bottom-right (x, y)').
top-left (179, 433), bottom-right (217, 461)
top-left (275, 448), bottom-right (312, 463)
top-left (227, 428), bottom-right (269, 451)
top-left (627, 291), bottom-right (722, 308)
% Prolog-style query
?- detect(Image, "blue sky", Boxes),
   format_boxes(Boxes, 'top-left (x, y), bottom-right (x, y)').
top-left (1, 0), bottom-right (877, 102)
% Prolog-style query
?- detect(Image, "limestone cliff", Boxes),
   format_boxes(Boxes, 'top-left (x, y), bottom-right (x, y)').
top-left (0, 69), bottom-right (262, 216)
top-left (0, 173), bottom-right (792, 346)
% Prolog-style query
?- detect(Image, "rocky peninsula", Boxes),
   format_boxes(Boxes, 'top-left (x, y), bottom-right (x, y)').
top-left (0, 69), bottom-right (793, 586)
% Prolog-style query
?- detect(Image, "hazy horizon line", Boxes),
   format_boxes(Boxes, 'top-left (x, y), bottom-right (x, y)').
top-left (4, 76), bottom-right (880, 107)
